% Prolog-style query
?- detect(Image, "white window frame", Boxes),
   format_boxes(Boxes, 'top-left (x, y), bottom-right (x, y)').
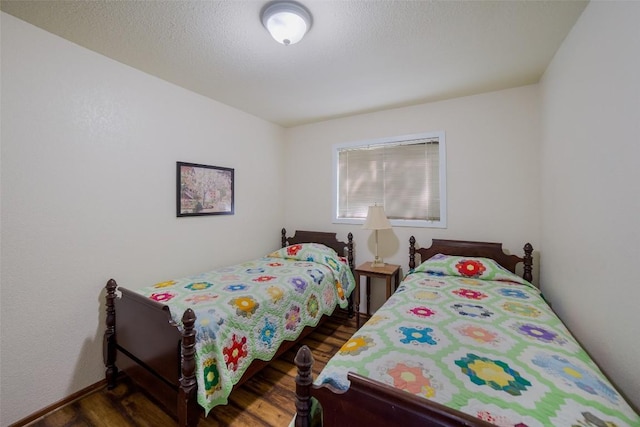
top-left (332, 131), bottom-right (447, 228)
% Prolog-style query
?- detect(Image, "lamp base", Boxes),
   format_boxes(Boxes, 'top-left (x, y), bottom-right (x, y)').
top-left (371, 258), bottom-right (386, 268)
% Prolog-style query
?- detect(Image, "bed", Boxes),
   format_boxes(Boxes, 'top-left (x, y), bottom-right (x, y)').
top-left (103, 228), bottom-right (355, 427)
top-left (293, 238), bottom-right (640, 427)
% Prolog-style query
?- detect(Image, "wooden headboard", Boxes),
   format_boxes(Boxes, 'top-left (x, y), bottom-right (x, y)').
top-left (409, 237), bottom-right (533, 282)
top-left (281, 228), bottom-right (354, 269)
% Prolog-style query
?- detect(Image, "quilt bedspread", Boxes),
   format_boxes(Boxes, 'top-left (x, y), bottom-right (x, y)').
top-left (135, 243), bottom-right (355, 414)
top-left (316, 254), bottom-right (639, 427)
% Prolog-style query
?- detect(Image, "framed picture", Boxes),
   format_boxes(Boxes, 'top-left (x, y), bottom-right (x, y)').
top-left (177, 162), bottom-right (234, 217)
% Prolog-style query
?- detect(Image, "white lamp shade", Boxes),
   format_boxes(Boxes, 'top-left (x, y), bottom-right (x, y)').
top-left (262, 2), bottom-right (311, 45)
top-left (363, 205), bottom-right (392, 230)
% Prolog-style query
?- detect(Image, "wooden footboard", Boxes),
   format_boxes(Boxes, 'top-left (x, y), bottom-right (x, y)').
top-left (110, 286), bottom-right (183, 386)
top-left (104, 279), bottom-right (199, 426)
top-left (294, 346), bottom-right (493, 427)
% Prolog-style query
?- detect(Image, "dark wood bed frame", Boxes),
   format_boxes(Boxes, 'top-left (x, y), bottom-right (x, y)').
top-left (294, 237), bottom-right (533, 427)
top-left (103, 228), bottom-right (354, 427)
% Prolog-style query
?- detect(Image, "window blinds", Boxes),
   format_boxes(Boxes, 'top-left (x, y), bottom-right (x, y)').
top-left (337, 138), bottom-right (440, 221)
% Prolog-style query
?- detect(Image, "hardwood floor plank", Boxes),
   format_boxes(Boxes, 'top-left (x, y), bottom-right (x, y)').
top-left (315, 325), bottom-right (354, 341)
top-left (29, 405), bottom-right (83, 427)
top-left (254, 365), bottom-right (297, 390)
top-left (204, 401), bottom-right (269, 427)
top-left (78, 392), bottom-right (135, 426)
top-left (118, 390), bottom-right (178, 427)
top-left (229, 388), bottom-right (291, 426)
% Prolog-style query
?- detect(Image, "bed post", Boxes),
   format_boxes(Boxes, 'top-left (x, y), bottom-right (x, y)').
top-left (178, 308), bottom-right (200, 427)
top-left (523, 242), bottom-right (533, 283)
top-left (294, 345), bottom-right (314, 427)
top-left (409, 236), bottom-right (417, 270)
top-left (104, 279), bottom-right (118, 389)
top-left (346, 232), bottom-right (355, 317)
top-left (282, 228), bottom-right (287, 248)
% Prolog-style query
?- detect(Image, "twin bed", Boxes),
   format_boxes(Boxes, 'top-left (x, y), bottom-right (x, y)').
top-left (104, 231), bottom-right (639, 427)
top-left (103, 229), bottom-right (355, 427)
top-left (293, 238), bottom-right (640, 427)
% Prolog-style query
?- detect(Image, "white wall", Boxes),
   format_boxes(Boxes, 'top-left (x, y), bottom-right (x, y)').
top-left (284, 85), bottom-right (541, 310)
top-left (539, 1), bottom-right (640, 408)
top-left (0, 13), bottom-right (285, 425)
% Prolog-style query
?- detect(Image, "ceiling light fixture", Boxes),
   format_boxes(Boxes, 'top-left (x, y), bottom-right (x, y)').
top-left (261, 1), bottom-right (312, 46)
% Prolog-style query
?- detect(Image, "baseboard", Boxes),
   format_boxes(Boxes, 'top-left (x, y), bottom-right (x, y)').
top-left (8, 379), bottom-right (108, 427)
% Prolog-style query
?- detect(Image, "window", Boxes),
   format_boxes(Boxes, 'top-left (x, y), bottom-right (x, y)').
top-left (332, 131), bottom-right (446, 228)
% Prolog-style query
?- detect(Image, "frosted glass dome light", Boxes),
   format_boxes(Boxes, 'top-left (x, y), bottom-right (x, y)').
top-left (261, 1), bottom-right (312, 46)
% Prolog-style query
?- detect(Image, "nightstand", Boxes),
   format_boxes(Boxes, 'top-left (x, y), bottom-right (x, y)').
top-left (354, 262), bottom-right (401, 328)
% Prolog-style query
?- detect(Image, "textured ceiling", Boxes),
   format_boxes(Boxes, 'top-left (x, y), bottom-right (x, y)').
top-left (1, 0), bottom-right (588, 127)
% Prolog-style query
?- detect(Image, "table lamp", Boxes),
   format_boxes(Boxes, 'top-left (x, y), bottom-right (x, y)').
top-left (363, 204), bottom-right (392, 267)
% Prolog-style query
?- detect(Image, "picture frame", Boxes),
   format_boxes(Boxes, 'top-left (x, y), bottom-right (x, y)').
top-left (177, 161), bottom-right (234, 217)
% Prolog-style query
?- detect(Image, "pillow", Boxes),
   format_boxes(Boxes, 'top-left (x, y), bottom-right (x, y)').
top-left (268, 243), bottom-right (341, 265)
top-left (413, 253), bottom-right (529, 285)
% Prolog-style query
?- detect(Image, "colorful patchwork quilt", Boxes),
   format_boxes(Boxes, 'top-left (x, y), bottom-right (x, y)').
top-left (316, 254), bottom-right (640, 427)
top-left (135, 243), bottom-right (355, 415)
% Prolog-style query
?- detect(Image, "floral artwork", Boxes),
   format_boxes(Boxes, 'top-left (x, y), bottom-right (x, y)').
top-left (455, 259), bottom-right (487, 277)
top-left (290, 277), bottom-right (308, 293)
top-left (185, 294), bottom-right (219, 305)
top-left (202, 357), bottom-right (221, 396)
top-left (456, 325), bottom-right (499, 345)
top-left (252, 275), bottom-right (276, 283)
top-left (339, 335), bottom-right (375, 356)
top-left (185, 282), bottom-right (213, 291)
top-left (177, 161), bottom-right (234, 216)
top-left (285, 305), bottom-right (302, 331)
top-left (453, 288), bottom-right (488, 300)
top-left (149, 291), bottom-right (176, 303)
top-left (455, 353), bottom-right (531, 396)
top-left (502, 302), bottom-right (541, 318)
top-left (531, 353), bottom-right (619, 403)
top-left (287, 244), bottom-right (302, 256)
top-left (409, 306), bottom-right (436, 318)
top-left (153, 280), bottom-right (177, 288)
top-left (451, 303), bottom-right (494, 319)
top-left (497, 287), bottom-right (530, 299)
top-left (387, 363), bottom-right (437, 398)
top-left (510, 322), bottom-right (567, 345)
top-left (398, 326), bottom-right (437, 346)
top-left (222, 334), bottom-right (248, 372)
top-left (229, 296), bottom-right (259, 317)
top-left (258, 318), bottom-right (277, 349)
top-left (267, 286), bottom-right (284, 303)
top-left (306, 294), bottom-right (319, 318)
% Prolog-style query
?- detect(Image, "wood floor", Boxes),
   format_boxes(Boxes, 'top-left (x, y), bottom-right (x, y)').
top-left (26, 310), bottom-right (359, 427)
